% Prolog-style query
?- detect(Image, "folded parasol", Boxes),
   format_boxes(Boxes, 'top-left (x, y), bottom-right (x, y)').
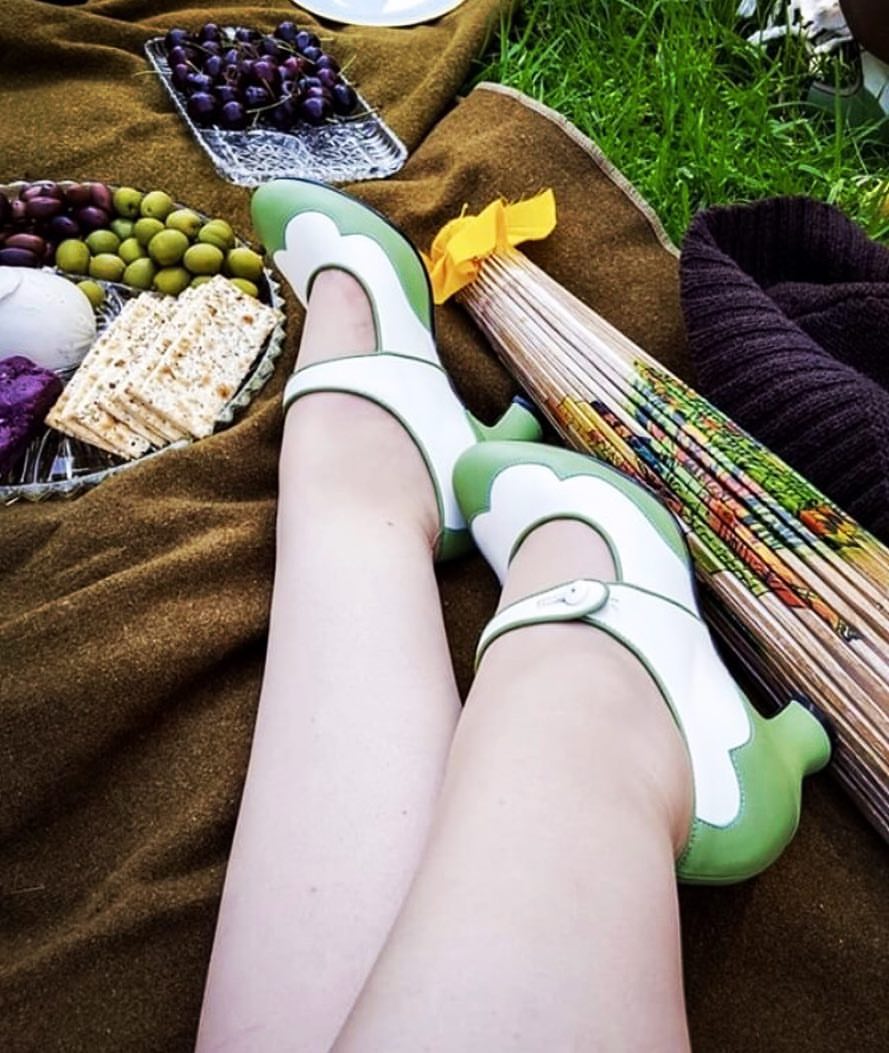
top-left (426, 194), bottom-right (889, 841)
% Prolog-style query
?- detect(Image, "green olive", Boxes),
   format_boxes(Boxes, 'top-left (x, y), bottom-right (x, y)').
top-left (140, 190), bottom-right (175, 221)
top-left (89, 253), bottom-right (126, 282)
top-left (148, 229), bottom-right (189, 267)
top-left (110, 217), bottom-right (135, 241)
top-left (85, 229), bottom-right (120, 256)
top-left (77, 279), bottom-right (105, 309)
top-left (198, 219), bottom-right (236, 251)
top-left (55, 239), bottom-right (91, 275)
top-left (118, 237), bottom-right (146, 265)
top-left (113, 186), bottom-right (144, 219)
top-left (153, 266), bottom-right (191, 296)
top-left (183, 243), bottom-right (224, 276)
top-left (166, 208), bottom-right (203, 238)
top-left (134, 217), bottom-right (165, 246)
top-left (123, 257), bottom-right (157, 290)
top-left (226, 247), bottom-right (264, 282)
top-left (229, 277), bottom-right (259, 298)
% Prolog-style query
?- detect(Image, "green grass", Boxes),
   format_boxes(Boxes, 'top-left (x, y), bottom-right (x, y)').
top-left (472, 0), bottom-right (889, 245)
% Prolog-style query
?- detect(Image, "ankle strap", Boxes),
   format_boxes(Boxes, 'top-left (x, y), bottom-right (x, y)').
top-left (476, 578), bottom-right (610, 668)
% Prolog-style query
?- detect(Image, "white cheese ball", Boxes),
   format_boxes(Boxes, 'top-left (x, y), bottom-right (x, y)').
top-left (0, 267), bottom-right (97, 370)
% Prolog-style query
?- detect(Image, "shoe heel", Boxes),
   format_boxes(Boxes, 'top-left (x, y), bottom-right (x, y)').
top-left (470, 396), bottom-right (543, 444)
top-left (769, 699), bottom-right (833, 778)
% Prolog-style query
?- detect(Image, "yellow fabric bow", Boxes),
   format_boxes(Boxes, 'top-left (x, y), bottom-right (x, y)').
top-left (421, 189), bottom-right (557, 304)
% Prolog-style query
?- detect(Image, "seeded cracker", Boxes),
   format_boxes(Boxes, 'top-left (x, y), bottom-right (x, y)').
top-left (46, 299), bottom-right (149, 457)
top-left (109, 289), bottom-right (199, 444)
top-left (107, 293), bottom-right (198, 444)
top-left (45, 298), bottom-right (138, 426)
top-left (92, 296), bottom-right (180, 446)
top-left (133, 277), bottom-right (280, 439)
top-left (68, 295), bottom-right (181, 456)
top-left (46, 278), bottom-right (280, 459)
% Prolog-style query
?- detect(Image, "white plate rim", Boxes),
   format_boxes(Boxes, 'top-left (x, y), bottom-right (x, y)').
top-left (290, 0), bottom-right (468, 29)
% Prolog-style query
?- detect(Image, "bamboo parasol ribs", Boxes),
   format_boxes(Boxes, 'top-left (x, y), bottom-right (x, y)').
top-left (459, 247), bottom-right (889, 840)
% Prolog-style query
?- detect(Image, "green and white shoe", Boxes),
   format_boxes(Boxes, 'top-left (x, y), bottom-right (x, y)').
top-left (251, 179), bottom-right (541, 561)
top-left (453, 441), bottom-right (832, 884)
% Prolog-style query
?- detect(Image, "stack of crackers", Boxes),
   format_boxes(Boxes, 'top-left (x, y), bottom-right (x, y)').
top-left (46, 277), bottom-right (282, 459)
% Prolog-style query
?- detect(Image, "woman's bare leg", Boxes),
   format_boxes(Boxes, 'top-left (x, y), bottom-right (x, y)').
top-left (335, 520), bottom-right (694, 1052)
top-left (196, 272), bottom-right (461, 1052)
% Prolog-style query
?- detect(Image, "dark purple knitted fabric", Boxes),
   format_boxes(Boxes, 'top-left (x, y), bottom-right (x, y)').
top-left (679, 196), bottom-right (889, 543)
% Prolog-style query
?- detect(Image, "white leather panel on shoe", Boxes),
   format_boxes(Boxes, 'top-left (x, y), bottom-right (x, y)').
top-left (275, 212), bottom-right (437, 364)
top-left (594, 584), bottom-right (751, 827)
top-left (285, 355), bottom-right (476, 531)
top-left (472, 464), bottom-right (697, 613)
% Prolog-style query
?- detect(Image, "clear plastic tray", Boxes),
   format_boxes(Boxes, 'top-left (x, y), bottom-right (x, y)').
top-left (0, 182), bottom-right (286, 506)
top-left (144, 35), bottom-right (408, 187)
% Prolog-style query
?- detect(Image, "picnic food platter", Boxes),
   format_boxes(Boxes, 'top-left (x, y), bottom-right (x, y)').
top-left (0, 179), bottom-right (285, 505)
top-left (145, 21), bottom-right (407, 186)
top-left (0, 21), bottom-right (415, 504)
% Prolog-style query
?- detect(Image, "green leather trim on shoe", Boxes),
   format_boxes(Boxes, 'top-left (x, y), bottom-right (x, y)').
top-left (251, 180), bottom-right (433, 333)
top-left (453, 442), bottom-right (688, 565)
top-left (440, 404), bottom-right (542, 561)
top-left (468, 400), bottom-right (544, 444)
top-left (678, 700), bottom-right (831, 884)
top-left (437, 525), bottom-right (473, 562)
top-left (438, 402), bottom-right (542, 561)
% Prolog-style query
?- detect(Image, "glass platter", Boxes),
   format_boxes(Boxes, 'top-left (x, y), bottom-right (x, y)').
top-left (144, 33), bottom-right (408, 187)
top-left (0, 181), bottom-right (286, 506)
